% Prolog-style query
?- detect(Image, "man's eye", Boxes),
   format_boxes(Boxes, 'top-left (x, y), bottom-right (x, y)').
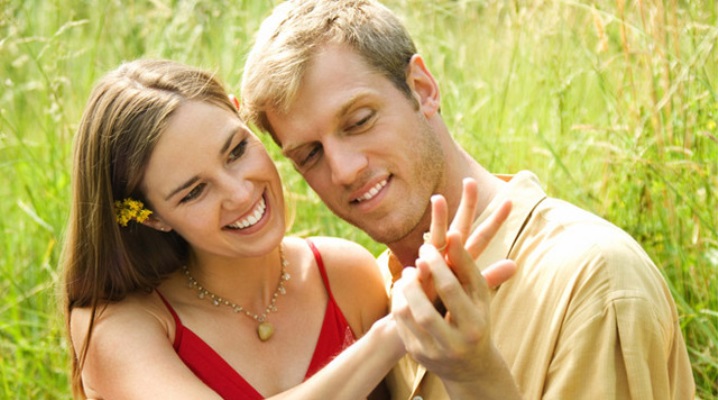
top-left (228, 139), bottom-right (248, 162)
top-left (349, 110), bottom-right (375, 130)
top-left (180, 183), bottom-right (205, 203)
top-left (298, 145), bottom-right (323, 168)
top-left (354, 113), bottom-right (373, 127)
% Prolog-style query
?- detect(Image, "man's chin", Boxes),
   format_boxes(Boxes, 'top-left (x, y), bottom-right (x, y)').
top-left (362, 226), bottom-right (409, 246)
top-left (346, 210), bottom-right (425, 245)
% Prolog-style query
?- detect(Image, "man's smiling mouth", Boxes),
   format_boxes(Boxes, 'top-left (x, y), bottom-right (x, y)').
top-left (352, 179), bottom-right (388, 203)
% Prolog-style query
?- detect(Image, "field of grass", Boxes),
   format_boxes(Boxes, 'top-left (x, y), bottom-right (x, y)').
top-left (1, 0), bottom-right (716, 398)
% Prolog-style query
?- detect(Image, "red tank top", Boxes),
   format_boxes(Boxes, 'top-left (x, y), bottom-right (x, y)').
top-left (157, 240), bottom-right (356, 399)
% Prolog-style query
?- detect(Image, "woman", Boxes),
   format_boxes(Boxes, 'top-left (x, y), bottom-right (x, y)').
top-left (62, 59), bottom-right (401, 399)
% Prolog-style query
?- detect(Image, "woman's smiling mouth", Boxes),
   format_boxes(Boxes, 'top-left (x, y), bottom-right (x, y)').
top-left (226, 196), bottom-right (267, 229)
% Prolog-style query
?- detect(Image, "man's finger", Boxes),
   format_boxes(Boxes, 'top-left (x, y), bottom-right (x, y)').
top-left (422, 238), bottom-right (485, 328)
top-left (393, 267), bottom-right (449, 347)
top-left (449, 178), bottom-right (479, 241)
top-left (465, 200), bottom-right (512, 260)
top-left (481, 259), bottom-right (516, 289)
top-left (426, 195), bottom-right (449, 252)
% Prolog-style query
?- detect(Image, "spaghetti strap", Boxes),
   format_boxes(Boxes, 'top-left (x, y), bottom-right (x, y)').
top-left (305, 239), bottom-right (337, 302)
top-left (155, 290), bottom-right (180, 323)
top-left (155, 289), bottom-right (183, 348)
top-left (302, 238), bottom-right (356, 377)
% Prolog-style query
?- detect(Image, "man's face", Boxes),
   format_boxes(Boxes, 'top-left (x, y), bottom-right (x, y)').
top-left (266, 44), bottom-right (445, 246)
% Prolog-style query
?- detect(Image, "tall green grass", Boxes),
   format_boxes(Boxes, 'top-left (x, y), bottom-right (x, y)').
top-left (1, 0), bottom-right (715, 398)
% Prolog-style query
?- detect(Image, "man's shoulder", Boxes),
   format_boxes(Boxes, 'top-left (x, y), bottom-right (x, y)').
top-left (528, 196), bottom-right (647, 257)
top-left (517, 196), bottom-right (665, 291)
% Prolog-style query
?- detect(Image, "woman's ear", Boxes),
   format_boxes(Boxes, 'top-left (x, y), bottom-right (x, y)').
top-left (141, 215), bottom-right (173, 233)
top-left (406, 54), bottom-right (441, 118)
top-left (229, 94), bottom-right (240, 110)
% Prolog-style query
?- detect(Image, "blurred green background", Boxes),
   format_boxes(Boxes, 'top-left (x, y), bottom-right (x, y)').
top-left (1, 0), bottom-right (716, 398)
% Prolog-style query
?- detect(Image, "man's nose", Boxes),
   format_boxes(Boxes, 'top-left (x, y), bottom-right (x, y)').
top-left (325, 140), bottom-right (368, 186)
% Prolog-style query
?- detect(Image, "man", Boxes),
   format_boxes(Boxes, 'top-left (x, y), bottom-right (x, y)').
top-left (240, 1), bottom-right (694, 398)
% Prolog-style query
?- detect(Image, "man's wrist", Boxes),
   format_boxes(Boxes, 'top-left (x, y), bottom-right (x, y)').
top-left (440, 346), bottom-right (522, 400)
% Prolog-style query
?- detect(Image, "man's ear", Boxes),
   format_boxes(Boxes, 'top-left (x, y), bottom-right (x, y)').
top-left (406, 54), bottom-right (441, 118)
top-left (141, 215), bottom-right (173, 233)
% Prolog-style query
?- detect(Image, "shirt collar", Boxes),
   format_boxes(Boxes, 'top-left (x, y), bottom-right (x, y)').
top-left (473, 170), bottom-right (547, 269)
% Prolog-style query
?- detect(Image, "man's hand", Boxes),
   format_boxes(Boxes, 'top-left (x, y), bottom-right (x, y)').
top-left (416, 179), bottom-right (514, 304)
top-left (391, 178), bottom-right (521, 398)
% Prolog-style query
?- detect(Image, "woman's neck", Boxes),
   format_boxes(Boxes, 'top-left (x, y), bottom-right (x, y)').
top-left (185, 244), bottom-right (285, 310)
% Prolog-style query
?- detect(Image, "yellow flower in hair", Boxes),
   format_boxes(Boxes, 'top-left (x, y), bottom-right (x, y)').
top-left (114, 198), bottom-right (152, 227)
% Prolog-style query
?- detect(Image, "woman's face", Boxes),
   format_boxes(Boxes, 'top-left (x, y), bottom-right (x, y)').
top-left (141, 100), bottom-right (285, 262)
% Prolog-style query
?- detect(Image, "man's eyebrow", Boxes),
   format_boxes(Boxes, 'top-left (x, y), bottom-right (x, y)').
top-left (282, 140), bottom-right (307, 158)
top-left (337, 92), bottom-right (365, 120)
top-left (164, 126), bottom-right (242, 201)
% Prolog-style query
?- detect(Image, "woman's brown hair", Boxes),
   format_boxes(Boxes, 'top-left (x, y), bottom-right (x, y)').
top-left (61, 59), bottom-right (236, 398)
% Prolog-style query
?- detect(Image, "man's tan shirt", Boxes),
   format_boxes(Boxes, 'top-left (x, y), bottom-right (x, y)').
top-left (379, 171), bottom-right (694, 399)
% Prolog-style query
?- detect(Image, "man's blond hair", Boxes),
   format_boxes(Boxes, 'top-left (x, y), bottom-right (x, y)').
top-left (240, 0), bottom-right (417, 138)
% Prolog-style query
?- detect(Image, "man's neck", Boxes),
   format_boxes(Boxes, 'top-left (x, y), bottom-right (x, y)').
top-left (387, 225), bottom-right (429, 267)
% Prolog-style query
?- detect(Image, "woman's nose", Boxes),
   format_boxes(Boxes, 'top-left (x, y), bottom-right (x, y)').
top-left (220, 172), bottom-right (252, 210)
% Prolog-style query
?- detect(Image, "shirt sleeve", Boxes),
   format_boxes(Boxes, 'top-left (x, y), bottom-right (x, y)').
top-left (542, 293), bottom-right (694, 399)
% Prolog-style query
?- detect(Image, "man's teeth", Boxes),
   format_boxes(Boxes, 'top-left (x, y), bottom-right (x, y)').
top-left (228, 197), bottom-right (266, 229)
top-left (356, 180), bottom-right (387, 203)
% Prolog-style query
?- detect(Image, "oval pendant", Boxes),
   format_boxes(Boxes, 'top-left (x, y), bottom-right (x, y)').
top-left (257, 321), bottom-right (275, 341)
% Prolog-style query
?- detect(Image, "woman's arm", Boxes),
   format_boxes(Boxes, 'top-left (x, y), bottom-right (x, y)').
top-left (267, 315), bottom-right (403, 400)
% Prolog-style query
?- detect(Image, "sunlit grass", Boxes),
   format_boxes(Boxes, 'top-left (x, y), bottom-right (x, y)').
top-left (1, 0), bottom-right (715, 398)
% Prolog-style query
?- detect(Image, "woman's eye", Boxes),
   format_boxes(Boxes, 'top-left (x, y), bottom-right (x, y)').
top-left (180, 183), bottom-right (205, 203)
top-left (228, 139), bottom-right (248, 162)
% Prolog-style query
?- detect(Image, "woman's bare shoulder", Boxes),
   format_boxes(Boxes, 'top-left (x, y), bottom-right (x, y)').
top-left (70, 291), bottom-right (174, 351)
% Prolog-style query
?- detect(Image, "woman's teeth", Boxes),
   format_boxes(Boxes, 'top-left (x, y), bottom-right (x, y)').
top-left (227, 197), bottom-right (266, 229)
